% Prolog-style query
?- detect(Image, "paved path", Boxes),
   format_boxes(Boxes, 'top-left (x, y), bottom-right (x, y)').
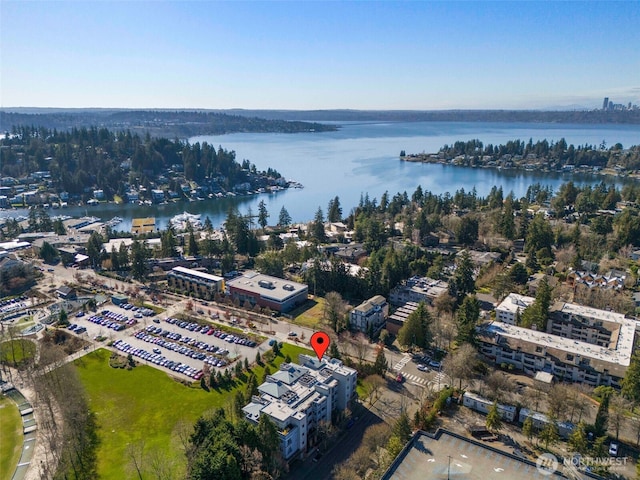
top-left (4, 387), bottom-right (36, 480)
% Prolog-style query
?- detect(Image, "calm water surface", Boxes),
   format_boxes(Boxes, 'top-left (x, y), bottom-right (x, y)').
top-left (5, 122), bottom-right (640, 230)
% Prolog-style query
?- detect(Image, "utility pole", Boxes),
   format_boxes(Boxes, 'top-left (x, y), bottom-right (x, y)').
top-left (447, 455), bottom-right (452, 479)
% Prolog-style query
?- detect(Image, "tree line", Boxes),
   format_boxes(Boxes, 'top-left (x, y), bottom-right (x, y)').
top-left (1, 125), bottom-right (282, 200)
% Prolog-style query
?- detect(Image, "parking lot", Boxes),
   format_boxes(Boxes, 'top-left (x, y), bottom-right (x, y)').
top-left (66, 303), bottom-right (267, 381)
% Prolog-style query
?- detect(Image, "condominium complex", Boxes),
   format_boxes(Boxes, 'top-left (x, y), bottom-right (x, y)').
top-left (166, 266), bottom-right (224, 300)
top-left (350, 295), bottom-right (388, 334)
top-left (479, 299), bottom-right (637, 387)
top-left (495, 293), bottom-right (534, 324)
top-left (226, 271), bottom-right (308, 313)
top-left (242, 354), bottom-right (357, 459)
top-left (389, 276), bottom-right (448, 306)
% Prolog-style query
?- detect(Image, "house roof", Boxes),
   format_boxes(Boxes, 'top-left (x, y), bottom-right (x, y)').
top-left (56, 286), bottom-right (75, 295)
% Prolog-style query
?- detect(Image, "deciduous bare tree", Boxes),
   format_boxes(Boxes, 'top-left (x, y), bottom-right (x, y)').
top-left (443, 343), bottom-right (477, 390)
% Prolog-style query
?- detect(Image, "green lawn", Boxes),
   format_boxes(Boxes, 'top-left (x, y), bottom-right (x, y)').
top-left (0, 339), bottom-right (36, 367)
top-left (75, 343), bottom-right (313, 479)
top-left (291, 297), bottom-right (326, 328)
top-left (0, 396), bottom-right (22, 480)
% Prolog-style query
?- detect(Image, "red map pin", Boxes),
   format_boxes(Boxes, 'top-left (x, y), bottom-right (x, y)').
top-left (310, 332), bottom-right (330, 361)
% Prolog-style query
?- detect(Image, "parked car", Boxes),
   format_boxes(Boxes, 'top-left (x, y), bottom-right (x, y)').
top-left (417, 364), bottom-right (428, 372)
top-left (609, 442), bottom-right (619, 456)
top-left (429, 360), bottom-right (442, 369)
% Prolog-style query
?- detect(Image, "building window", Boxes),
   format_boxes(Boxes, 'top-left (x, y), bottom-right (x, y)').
top-left (535, 346), bottom-right (543, 353)
top-left (566, 354), bottom-right (574, 361)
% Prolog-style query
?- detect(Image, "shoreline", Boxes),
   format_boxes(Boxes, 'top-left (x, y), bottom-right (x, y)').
top-left (400, 154), bottom-right (639, 181)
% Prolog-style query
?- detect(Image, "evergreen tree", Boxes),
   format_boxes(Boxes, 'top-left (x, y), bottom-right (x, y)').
top-left (522, 416), bottom-right (534, 441)
top-left (621, 351), bottom-right (640, 406)
top-left (203, 216), bottom-right (213, 232)
top-left (451, 250), bottom-right (475, 302)
top-left (374, 349), bottom-right (388, 376)
top-left (456, 295), bottom-right (480, 345)
top-left (525, 248), bottom-right (539, 273)
top-left (327, 196), bottom-right (342, 223)
top-left (109, 246), bottom-right (120, 271)
top-left (329, 342), bottom-right (341, 360)
top-left (188, 230), bottom-right (199, 256)
top-left (397, 302), bottom-right (432, 349)
top-left (58, 308), bottom-right (69, 326)
top-left (500, 194), bottom-right (516, 239)
top-left (160, 225), bottom-right (178, 257)
top-left (593, 390), bottom-right (612, 437)
top-left (568, 422), bottom-right (588, 454)
top-left (118, 242), bottom-right (129, 269)
top-left (278, 206), bottom-right (292, 227)
top-left (86, 231), bottom-right (105, 269)
top-left (53, 218), bottom-right (67, 235)
top-left (257, 200), bottom-right (269, 230)
top-left (130, 238), bottom-right (150, 281)
top-left (486, 401), bottom-right (503, 433)
top-left (39, 241), bottom-right (58, 263)
top-left (520, 277), bottom-right (552, 330)
top-left (393, 411), bottom-right (412, 443)
top-left (539, 418), bottom-right (560, 449)
top-left (311, 206), bottom-right (326, 243)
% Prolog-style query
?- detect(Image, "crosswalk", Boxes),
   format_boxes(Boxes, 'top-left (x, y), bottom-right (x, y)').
top-left (402, 372), bottom-right (427, 385)
top-left (391, 352), bottom-right (448, 387)
top-left (392, 354), bottom-right (411, 371)
top-left (401, 370), bottom-right (447, 386)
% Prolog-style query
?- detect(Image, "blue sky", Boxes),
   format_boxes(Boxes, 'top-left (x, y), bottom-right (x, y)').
top-left (1, 1), bottom-right (638, 110)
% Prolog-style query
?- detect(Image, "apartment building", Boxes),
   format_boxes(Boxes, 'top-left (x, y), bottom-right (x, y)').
top-left (350, 295), bottom-right (389, 334)
top-left (495, 293), bottom-right (535, 325)
top-left (166, 266), bottom-right (224, 300)
top-left (478, 304), bottom-right (636, 387)
top-left (389, 276), bottom-right (449, 306)
top-left (547, 301), bottom-right (628, 347)
top-left (242, 354), bottom-right (357, 460)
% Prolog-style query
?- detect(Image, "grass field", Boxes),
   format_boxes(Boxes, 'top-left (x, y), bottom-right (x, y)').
top-left (0, 396), bottom-right (23, 480)
top-left (291, 296), bottom-right (326, 328)
top-left (0, 339), bottom-right (36, 367)
top-left (75, 343), bottom-right (313, 479)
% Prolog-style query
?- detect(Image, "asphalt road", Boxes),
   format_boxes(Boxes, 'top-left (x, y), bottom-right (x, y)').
top-left (288, 406), bottom-right (385, 480)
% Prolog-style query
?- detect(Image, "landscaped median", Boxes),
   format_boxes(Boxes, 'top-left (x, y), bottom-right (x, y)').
top-left (74, 343), bottom-right (313, 479)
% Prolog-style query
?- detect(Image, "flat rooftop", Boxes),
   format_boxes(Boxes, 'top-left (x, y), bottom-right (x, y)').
top-left (485, 320), bottom-right (634, 366)
top-left (170, 266), bottom-right (223, 283)
top-left (496, 293), bottom-right (534, 314)
top-left (384, 429), bottom-right (563, 480)
top-left (552, 301), bottom-right (627, 324)
top-left (227, 271), bottom-right (307, 302)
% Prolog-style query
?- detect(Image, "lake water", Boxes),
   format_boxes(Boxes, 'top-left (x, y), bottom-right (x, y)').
top-left (4, 121), bottom-right (640, 230)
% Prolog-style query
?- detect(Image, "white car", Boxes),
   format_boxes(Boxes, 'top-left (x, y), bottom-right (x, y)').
top-left (609, 443), bottom-right (618, 456)
top-left (417, 364), bottom-right (428, 372)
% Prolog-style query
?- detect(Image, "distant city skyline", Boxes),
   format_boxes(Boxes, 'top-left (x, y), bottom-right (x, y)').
top-left (1, 1), bottom-right (638, 110)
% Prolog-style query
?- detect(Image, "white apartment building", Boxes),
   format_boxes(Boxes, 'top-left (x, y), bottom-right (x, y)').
top-left (242, 354), bottom-right (357, 460)
top-left (350, 295), bottom-right (389, 334)
top-left (495, 293), bottom-right (535, 325)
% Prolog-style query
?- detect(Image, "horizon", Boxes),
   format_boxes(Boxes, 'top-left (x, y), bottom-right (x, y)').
top-left (1, 1), bottom-right (639, 110)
